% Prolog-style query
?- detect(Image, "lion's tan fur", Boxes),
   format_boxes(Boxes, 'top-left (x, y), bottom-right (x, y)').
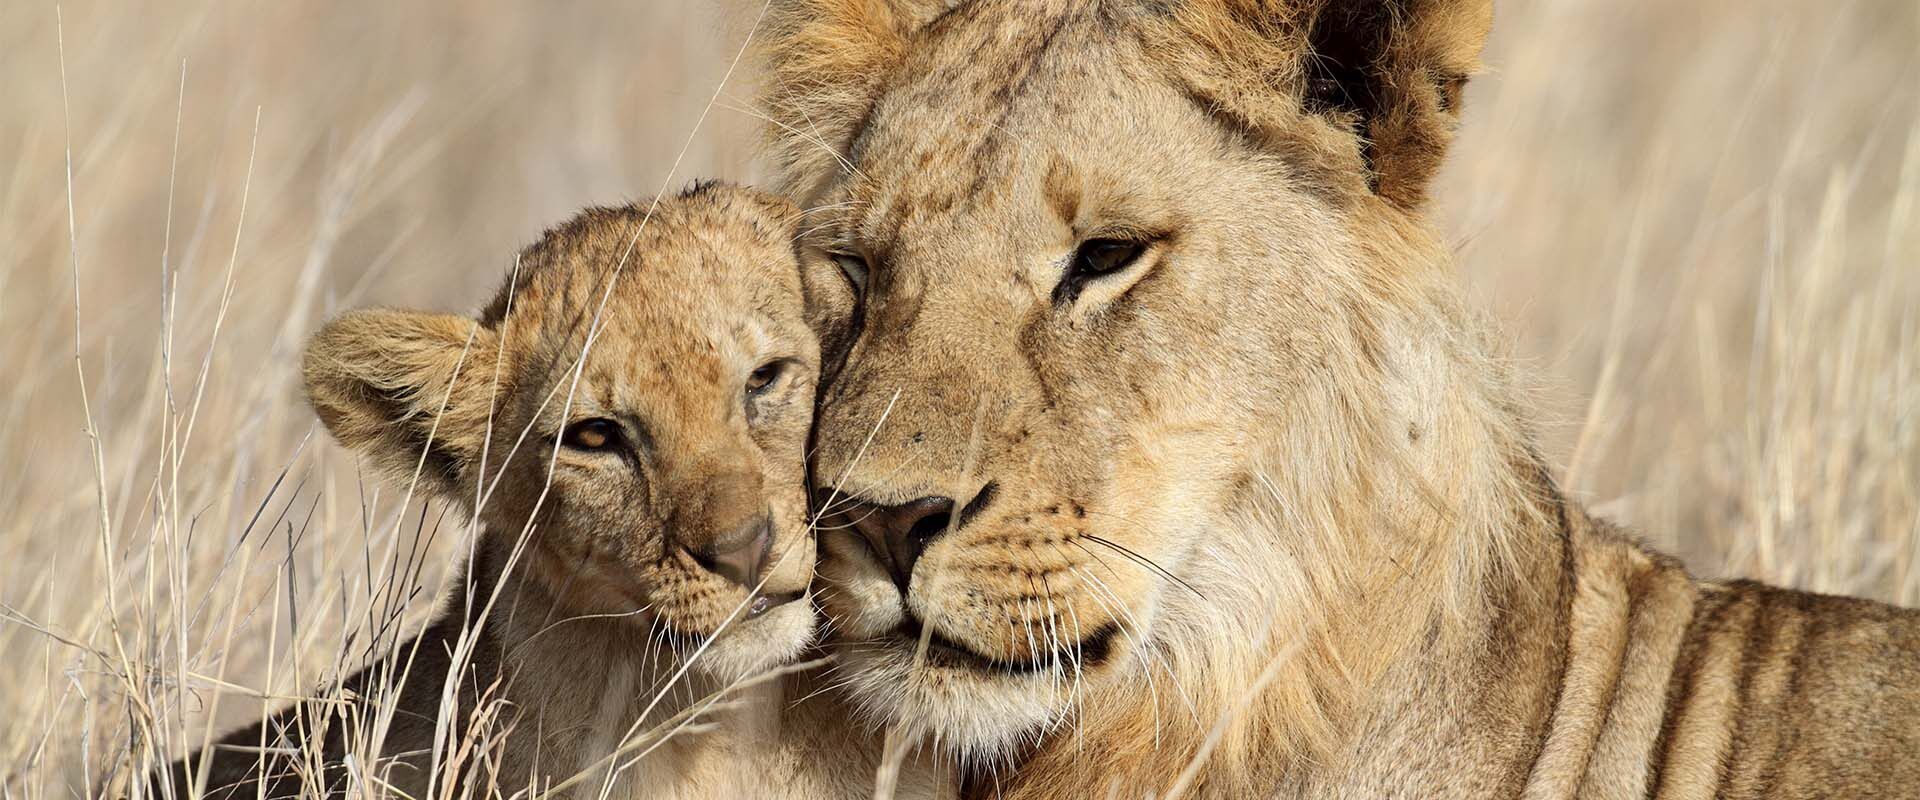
top-left (759, 1), bottom-right (1920, 797)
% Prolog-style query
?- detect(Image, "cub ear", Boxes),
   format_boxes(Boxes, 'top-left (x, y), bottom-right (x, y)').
top-left (759, 0), bottom-right (957, 199)
top-left (1161, 0), bottom-right (1492, 210)
top-left (302, 309), bottom-right (500, 500)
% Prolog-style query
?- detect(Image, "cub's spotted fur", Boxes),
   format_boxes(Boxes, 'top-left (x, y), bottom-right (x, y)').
top-left (156, 184), bottom-right (945, 799)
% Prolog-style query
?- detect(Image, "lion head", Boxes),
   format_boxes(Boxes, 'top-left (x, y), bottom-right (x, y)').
top-left (763, 0), bottom-right (1520, 778)
top-left (302, 183), bottom-right (854, 681)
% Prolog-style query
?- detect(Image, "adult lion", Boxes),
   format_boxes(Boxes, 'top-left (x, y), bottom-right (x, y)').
top-left (758, 0), bottom-right (1920, 797)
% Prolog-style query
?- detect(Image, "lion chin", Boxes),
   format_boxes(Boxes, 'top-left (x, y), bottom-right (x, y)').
top-left (835, 641), bottom-right (1067, 761)
top-left (823, 561), bottom-right (1143, 760)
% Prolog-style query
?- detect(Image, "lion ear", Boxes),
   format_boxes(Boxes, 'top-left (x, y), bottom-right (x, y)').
top-left (302, 309), bottom-right (501, 500)
top-left (760, 0), bottom-right (956, 199)
top-left (1164, 0), bottom-right (1492, 210)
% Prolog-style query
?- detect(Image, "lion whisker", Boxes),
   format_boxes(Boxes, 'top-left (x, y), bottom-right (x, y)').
top-left (1067, 563), bottom-right (1192, 732)
top-left (1079, 532), bottom-right (1205, 601)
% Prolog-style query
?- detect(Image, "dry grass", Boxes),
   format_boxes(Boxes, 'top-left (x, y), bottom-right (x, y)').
top-left (0, 0), bottom-right (1914, 796)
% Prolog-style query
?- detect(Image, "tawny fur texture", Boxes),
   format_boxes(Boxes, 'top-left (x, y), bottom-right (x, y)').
top-left (758, 1), bottom-right (1920, 797)
top-left (154, 183), bottom-right (951, 799)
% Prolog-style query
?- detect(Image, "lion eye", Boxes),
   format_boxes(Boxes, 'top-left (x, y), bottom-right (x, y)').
top-left (746, 360), bottom-right (787, 397)
top-left (831, 253), bottom-right (870, 299)
top-left (1077, 239), bottom-right (1145, 276)
top-left (1055, 238), bottom-right (1148, 305)
top-left (561, 418), bottom-right (622, 452)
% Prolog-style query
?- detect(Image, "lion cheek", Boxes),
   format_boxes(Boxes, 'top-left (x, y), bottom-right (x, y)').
top-left (817, 532), bottom-right (909, 639)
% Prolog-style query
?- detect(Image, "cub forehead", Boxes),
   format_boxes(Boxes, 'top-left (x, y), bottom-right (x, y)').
top-left (487, 182), bottom-right (810, 340)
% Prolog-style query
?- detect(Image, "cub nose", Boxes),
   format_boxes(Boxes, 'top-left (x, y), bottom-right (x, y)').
top-left (685, 514), bottom-right (772, 591)
top-left (841, 495), bottom-right (956, 592)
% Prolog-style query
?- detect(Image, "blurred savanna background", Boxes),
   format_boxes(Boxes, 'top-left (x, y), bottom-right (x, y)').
top-left (1, 0), bottom-right (1915, 795)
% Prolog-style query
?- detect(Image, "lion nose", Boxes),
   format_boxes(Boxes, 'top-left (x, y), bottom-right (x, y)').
top-left (685, 513), bottom-right (773, 591)
top-left (840, 495), bottom-right (957, 592)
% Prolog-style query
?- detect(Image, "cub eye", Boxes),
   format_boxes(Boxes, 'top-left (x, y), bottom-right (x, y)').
top-left (561, 418), bottom-right (622, 452)
top-left (745, 360), bottom-right (787, 397)
top-left (1055, 238), bottom-right (1149, 305)
top-left (830, 253), bottom-right (869, 298)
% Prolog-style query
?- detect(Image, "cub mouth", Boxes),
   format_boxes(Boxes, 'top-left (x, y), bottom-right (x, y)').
top-left (656, 589), bottom-right (807, 645)
top-left (891, 614), bottom-right (1118, 676)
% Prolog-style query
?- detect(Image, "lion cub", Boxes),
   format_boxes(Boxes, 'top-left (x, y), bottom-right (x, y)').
top-left (158, 183), bottom-right (877, 799)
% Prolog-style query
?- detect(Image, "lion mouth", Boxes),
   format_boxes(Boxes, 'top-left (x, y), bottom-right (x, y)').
top-left (890, 614), bottom-right (1117, 676)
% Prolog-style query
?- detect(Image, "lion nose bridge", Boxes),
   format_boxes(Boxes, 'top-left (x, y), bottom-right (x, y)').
top-left (816, 284), bottom-right (1030, 495)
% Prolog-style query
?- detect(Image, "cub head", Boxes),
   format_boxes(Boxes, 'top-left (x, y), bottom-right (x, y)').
top-left (302, 182), bottom-right (854, 680)
top-left (763, 0), bottom-right (1493, 756)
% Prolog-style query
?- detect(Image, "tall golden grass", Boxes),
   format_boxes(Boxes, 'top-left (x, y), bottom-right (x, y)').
top-left (0, 0), bottom-right (1914, 796)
